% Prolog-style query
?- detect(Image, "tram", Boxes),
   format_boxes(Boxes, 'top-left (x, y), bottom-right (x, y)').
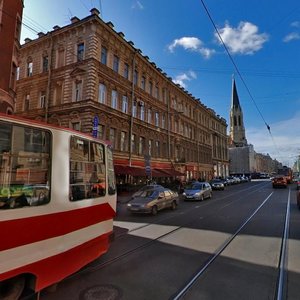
top-left (0, 114), bottom-right (116, 299)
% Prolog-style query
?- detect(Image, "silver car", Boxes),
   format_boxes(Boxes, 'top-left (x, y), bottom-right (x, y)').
top-left (127, 187), bottom-right (179, 215)
top-left (183, 182), bottom-right (212, 201)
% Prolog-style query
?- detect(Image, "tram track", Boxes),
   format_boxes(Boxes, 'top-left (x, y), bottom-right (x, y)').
top-left (172, 188), bottom-right (292, 299)
top-left (69, 181), bottom-right (271, 277)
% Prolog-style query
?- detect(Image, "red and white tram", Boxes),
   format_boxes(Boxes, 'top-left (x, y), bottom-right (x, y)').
top-left (0, 114), bottom-right (116, 299)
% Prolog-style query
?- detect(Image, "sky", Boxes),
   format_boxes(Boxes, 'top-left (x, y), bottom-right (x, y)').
top-left (21, 0), bottom-right (300, 167)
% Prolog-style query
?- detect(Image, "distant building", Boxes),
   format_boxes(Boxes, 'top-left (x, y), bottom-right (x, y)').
top-left (0, 0), bottom-right (23, 113)
top-left (229, 144), bottom-right (255, 175)
top-left (15, 9), bottom-right (229, 184)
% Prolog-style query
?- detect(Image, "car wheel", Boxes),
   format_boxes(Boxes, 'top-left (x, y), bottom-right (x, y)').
top-left (200, 195), bottom-right (204, 201)
top-left (0, 276), bottom-right (25, 300)
top-left (171, 201), bottom-right (177, 210)
top-left (209, 192), bottom-right (212, 199)
top-left (151, 206), bottom-right (158, 215)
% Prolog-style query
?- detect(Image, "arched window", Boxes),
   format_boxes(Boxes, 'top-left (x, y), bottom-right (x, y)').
top-left (234, 116), bottom-right (237, 126)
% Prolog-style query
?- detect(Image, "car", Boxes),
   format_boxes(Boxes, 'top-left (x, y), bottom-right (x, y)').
top-left (297, 191), bottom-right (300, 209)
top-left (127, 186), bottom-right (179, 215)
top-left (210, 179), bottom-right (225, 190)
top-left (131, 184), bottom-right (164, 198)
top-left (272, 176), bottom-right (287, 188)
top-left (294, 178), bottom-right (300, 190)
top-left (182, 182), bottom-right (212, 201)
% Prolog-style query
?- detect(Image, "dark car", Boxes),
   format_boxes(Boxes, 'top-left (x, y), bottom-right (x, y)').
top-left (127, 186), bottom-right (179, 215)
top-left (210, 179), bottom-right (225, 190)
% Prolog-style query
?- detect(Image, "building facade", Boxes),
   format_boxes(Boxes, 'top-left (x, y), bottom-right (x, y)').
top-left (15, 9), bottom-right (229, 184)
top-left (0, 0), bottom-right (23, 113)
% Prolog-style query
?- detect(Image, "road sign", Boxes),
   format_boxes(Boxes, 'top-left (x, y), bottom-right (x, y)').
top-left (92, 116), bottom-right (99, 138)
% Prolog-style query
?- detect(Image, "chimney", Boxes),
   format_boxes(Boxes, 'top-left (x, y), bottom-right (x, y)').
top-left (38, 32), bottom-right (45, 38)
top-left (24, 38), bottom-right (32, 44)
top-left (90, 8), bottom-right (100, 16)
top-left (106, 21), bottom-right (114, 28)
top-left (71, 16), bottom-right (80, 24)
top-left (118, 32), bottom-right (125, 38)
top-left (53, 25), bottom-right (60, 30)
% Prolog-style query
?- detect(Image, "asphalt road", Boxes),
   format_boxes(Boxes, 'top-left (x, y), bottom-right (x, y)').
top-left (40, 180), bottom-right (300, 300)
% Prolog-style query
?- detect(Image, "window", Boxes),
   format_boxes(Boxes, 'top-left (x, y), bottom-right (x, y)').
top-left (54, 82), bottom-right (63, 105)
top-left (132, 101), bottom-right (137, 117)
top-left (109, 128), bottom-right (116, 149)
top-left (107, 148), bottom-right (116, 195)
top-left (0, 122), bottom-right (51, 209)
top-left (162, 114), bottom-right (166, 129)
top-left (138, 137), bottom-right (145, 155)
top-left (141, 76), bottom-right (146, 90)
top-left (24, 94), bottom-right (30, 111)
top-left (27, 61), bottom-right (33, 77)
top-left (40, 91), bottom-right (46, 108)
top-left (71, 122), bottom-right (80, 131)
top-left (16, 67), bottom-right (20, 81)
top-left (155, 141), bottom-right (160, 157)
top-left (122, 95), bottom-right (128, 113)
top-left (101, 46), bottom-right (107, 65)
top-left (131, 134), bottom-right (136, 154)
top-left (133, 70), bottom-right (138, 85)
top-left (98, 83), bottom-right (106, 104)
top-left (97, 124), bottom-right (105, 139)
top-left (42, 55), bottom-right (48, 72)
top-left (120, 131), bottom-right (127, 151)
top-left (155, 112), bottom-right (159, 126)
top-left (113, 55), bottom-right (119, 73)
top-left (70, 137), bottom-right (107, 201)
top-left (139, 103), bottom-right (145, 121)
top-left (124, 63), bottom-right (129, 79)
top-left (155, 85), bottom-right (159, 99)
top-left (74, 80), bottom-right (82, 101)
top-left (149, 81), bottom-right (153, 96)
top-left (148, 108), bottom-right (152, 124)
top-left (57, 48), bottom-right (65, 68)
top-left (111, 90), bottom-right (118, 109)
top-left (77, 43), bottom-right (84, 62)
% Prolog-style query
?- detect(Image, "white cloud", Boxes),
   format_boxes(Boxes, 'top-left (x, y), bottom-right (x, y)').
top-left (131, 1), bottom-right (144, 10)
top-left (216, 21), bottom-right (269, 55)
top-left (168, 37), bottom-right (215, 59)
top-left (283, 32), bottom-right (300, 42)
top-left (247, 111), bottom-right (300, 166)
top-left (291, 21), bottom-right (300, 28)
top-left (172, 71), bottom-right (197, 88)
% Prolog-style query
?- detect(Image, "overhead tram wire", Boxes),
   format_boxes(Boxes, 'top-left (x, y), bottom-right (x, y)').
top-left (199, 0), bottom-right (282, 157)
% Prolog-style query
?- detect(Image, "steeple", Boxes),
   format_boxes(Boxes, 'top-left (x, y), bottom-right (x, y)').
top-left (229, 78), bottom-right (247, 147)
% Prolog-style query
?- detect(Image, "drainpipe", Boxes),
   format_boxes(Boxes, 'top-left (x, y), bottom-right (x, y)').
top-left (128, 51), bottom-right (137, 167)
top-left (166, 88), bottom-right (171, 160)
top-left (45, 33), bottom-right (53, 123)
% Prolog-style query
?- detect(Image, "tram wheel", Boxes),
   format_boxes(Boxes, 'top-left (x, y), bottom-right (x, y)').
top-left (0, 276), bottom-right (25, 300)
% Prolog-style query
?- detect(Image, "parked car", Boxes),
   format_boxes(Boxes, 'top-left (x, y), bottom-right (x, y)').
top-left (183, 182), bottom-right (212, 201)
top-left (295, 178), bottom-right (300, 190)
top-left (210, 179), bottom-right (225, 190)
top-left (272, 176), bottom-right (287, 188)
top-left (297, 190), bottom-right (300, 209)
top-left (127, 186), bottom-right (179, 215)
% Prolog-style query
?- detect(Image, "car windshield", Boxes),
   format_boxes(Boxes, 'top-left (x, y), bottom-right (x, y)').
top-left (186, 184), bottom-right (203, 190)
top-left (139, 190), bottom-right (159, 198)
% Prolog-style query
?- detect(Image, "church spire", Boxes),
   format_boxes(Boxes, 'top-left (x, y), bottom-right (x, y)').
top-left (229, 77), bottom-right (247, 147)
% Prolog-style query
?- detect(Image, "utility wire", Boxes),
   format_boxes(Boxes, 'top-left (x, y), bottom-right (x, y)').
top-left (200, 0), bottom-right (271, 133)
top-left (199, 0), bottom-right (285, 160)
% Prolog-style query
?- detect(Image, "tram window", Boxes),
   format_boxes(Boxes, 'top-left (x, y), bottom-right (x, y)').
top-left (0, 123), bottom-right (51, 209)
top-left (70, 137), bottom-right (106, 201)
top-left (107, 147), bottom-right (116, 195)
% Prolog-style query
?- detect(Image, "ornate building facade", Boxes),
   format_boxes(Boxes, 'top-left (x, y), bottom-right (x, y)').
top-left (15, 9), bottom-right (229, 183)
top-left (0, 0), bottom-right (23, 113)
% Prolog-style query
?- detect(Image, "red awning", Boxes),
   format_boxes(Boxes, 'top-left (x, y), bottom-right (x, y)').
top-left (155, 168), bottom-right (184, 177)
top-left (114, 165), bottom-right (147, 177)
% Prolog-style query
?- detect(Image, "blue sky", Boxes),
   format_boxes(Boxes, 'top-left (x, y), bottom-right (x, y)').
top-left (21, 0), bottom-right (300, 167)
